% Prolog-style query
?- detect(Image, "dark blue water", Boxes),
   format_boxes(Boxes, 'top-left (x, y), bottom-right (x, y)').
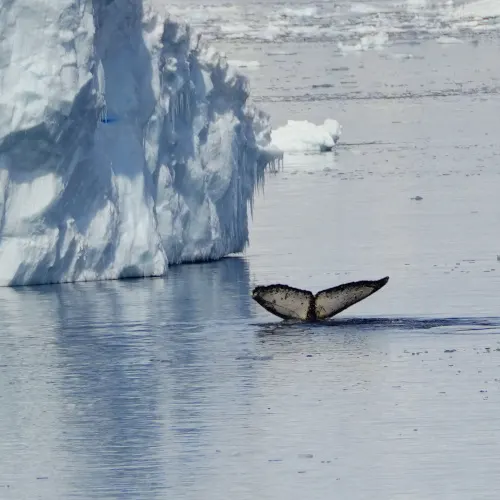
top-left (2, 256), bottom-right (500, 499)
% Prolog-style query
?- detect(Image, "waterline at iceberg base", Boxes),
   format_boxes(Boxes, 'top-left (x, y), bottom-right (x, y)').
top-left (0, 1), bottom-right (282, 286)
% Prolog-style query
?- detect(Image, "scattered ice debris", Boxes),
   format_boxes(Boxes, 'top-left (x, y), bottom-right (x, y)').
top-left (338, 32), bottom-right (390, 53)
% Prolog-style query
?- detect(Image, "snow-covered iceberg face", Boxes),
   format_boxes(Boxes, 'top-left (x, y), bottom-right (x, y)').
top-left (0, 0), bottom-right (280, 286)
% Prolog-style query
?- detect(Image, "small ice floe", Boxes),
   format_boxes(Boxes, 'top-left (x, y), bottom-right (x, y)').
top-left (271, 119), bottom-right (342, 153)
top-left (338, 32), bottom-right (390, 54)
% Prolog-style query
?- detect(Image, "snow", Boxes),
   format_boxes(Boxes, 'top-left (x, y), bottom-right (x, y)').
top-left (271, 119), bottom-right (343, 153)
top-left (0, 0), bottom-right (281, 286)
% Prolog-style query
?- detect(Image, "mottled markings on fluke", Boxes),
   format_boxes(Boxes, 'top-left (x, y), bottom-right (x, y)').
top-left (252, 277), bottom-right (389, 321)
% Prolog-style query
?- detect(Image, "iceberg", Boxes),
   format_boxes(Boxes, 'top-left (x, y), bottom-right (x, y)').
top-left (271, 119), bottom-right (342, 153)
top-left (0, 0), bottom-right (281, 286)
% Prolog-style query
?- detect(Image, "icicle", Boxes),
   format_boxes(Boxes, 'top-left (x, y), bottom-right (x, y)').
top-left (167, 84), bottom-right (195, 134)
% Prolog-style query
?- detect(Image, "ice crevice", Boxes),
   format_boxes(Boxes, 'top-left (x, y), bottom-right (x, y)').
top-left (0, 0), bottom-right (282, 286)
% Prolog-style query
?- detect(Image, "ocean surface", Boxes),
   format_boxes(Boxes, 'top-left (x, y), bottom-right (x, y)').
top-left (2, 0), bottom-right (500, 498)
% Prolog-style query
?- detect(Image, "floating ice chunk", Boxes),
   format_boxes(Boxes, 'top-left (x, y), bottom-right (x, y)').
top-left (406, 0), bottom-right (430, 11)
top-left (281, 7), bottom-right (318, 17)
top-left (436, 35), bottom-right (463, 44)
top-left (271, 119), bottom-right (342, 153)
top-left (338, 32), bottom-right (390, 53)
top-left (350, 3), bottom-right (378, 14)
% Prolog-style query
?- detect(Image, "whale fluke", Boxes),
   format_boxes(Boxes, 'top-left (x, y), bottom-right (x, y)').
top-left (252, 276), bottom-right (389, 321)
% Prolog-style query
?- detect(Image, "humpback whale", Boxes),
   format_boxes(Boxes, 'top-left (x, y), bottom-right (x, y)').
top-left (252, 276), bottom-right (389, 321)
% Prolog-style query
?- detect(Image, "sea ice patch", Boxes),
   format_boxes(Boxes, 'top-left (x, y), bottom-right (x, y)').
top-left (271, 119), bottom-right (343, 154)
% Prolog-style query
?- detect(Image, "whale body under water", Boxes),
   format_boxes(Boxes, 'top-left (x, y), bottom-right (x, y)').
top-left (252, 276), bottom-right (389, 321)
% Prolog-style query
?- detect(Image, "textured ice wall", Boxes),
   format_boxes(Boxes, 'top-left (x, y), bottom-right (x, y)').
top-left (0, 0), bottom-right (279, 286)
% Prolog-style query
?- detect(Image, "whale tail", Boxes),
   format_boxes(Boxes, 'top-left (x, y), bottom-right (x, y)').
top-left (252, 276), bottom-right (389, 321)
